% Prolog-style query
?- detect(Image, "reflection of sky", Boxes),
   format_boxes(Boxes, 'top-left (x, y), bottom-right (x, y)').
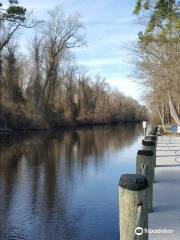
top-left (18, 0), bottom-right (142, 101)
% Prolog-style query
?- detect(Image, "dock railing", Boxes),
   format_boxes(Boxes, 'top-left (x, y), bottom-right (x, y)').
top-left (119, 127), bottom-right (158, 240)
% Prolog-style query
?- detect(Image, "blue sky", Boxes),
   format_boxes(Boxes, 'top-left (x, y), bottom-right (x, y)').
top-left (19, 0), bottom-right (143, 101)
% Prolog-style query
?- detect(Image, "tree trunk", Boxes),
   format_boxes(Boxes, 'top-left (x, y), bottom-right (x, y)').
top-left (168, 93), bottom-right (180, 125)
top-left (157, 104), bottom-right (166, 130)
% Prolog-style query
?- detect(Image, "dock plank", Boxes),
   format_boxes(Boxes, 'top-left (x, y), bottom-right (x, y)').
top-left (149, 135), bottom-right (180, 240)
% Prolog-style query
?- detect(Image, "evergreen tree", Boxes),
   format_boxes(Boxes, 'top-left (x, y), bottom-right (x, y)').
top-left (134, 0), bottom-right (180, 42)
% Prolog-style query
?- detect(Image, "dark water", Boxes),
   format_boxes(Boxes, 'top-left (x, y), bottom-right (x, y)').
top-left (0, 124), bottom-right (143, 240)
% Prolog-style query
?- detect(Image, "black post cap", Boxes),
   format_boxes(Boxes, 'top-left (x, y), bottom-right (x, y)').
top-left (142, 140), bottom-right (155, 146)
top-left (137, 150), bottom-right (153, 156)
top-left (119, 174), bottom-right (149, 191)
top-left (149, 127), bottom-right (158, 135)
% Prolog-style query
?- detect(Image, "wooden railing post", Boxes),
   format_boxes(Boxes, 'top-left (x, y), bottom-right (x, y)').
top-left (146, 135), bottom-right (156, 143)
top-left (119, 174), bottom-right (148, 240)
top-left (142, 140), bottom-right (156, 171)
top-left (146, 127), bottom-right (158, 145)
top-left (136, 150), bottom-right (154, 212)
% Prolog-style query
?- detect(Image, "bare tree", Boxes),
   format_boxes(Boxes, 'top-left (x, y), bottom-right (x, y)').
top-left (131, 29), bottom-right (180, 126)
top-left (40, 7), bottom-right (85, 109)
top-left (3, 42), bottom-right (25, 104)
top-left (27, 36), bottom-right (43, 106)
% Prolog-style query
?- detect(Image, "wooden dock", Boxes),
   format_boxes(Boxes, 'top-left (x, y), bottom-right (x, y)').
top-left (149, 134), bottom-right (180, 239)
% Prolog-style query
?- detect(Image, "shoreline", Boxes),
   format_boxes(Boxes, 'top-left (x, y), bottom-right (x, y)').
top-left (0, 120), bottom-right (142, 134)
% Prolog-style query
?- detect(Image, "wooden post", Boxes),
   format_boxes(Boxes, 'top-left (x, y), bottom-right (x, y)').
top-left (146, 127), bottom-right (158, 143)
top-left (144, 128), bottom-right (146, 139)
top-left (136, 150), bottom-right (154, 212)
top-left (156, 127), bottom-right (159, 137)
top-left (158, 127), bottom-right (163, 136)
top-left (146, 135), bottom-right (156, 142)
top-left (149, 127), bottom-right (158, 136)
top-left (119, 174), bottom-right (148, 240)
top-left (146, 135), bottom-right (158, 148)
top-left (142, 121), bottom-right (147, 140)
top-left (142, 140), bottom-right (156, 170)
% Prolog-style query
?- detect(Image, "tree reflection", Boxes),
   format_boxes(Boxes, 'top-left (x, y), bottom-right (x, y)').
top-left (0, 124), bottom-right (142, 240)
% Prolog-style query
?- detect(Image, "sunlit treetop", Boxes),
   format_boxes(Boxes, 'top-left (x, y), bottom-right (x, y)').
top-left (0, 0), bottom-right (26, 23)
top-left (134, 0), bottom-right (180, 42)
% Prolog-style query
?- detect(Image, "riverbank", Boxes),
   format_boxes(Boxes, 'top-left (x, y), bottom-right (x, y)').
top-left (0, 104), bottom-right (145, 132)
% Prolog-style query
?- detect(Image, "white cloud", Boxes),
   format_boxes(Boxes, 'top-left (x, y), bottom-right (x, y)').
top-left (105, 77), bottom-right (143, 102)
top-left (78, 57), bottom-right (127, 68)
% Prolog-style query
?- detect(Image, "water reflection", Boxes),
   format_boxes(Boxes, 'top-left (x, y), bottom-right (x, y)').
top-left (0, 124), bottom-right (142, 240)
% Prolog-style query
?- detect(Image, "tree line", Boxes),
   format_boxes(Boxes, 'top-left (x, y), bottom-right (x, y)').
top-left (132, 0), bottom-right (180, 129)
top-left (0, 1), bottom-right (147, 130)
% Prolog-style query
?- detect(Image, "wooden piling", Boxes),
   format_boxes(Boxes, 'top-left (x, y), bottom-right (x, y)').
top-left (142, 140), bottom-right (156, 169)
top-left (146, 135), bottom-right (156, 142)
top-left (146, 127), bottom-right (158, 144)
top-left (136, 150), bottom-right (154, 212)
top-left (119, 174), bottom-right (148, 240)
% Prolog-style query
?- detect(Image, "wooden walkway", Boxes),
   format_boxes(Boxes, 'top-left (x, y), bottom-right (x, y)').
top-left (149, 135), bottom-right (180, 239)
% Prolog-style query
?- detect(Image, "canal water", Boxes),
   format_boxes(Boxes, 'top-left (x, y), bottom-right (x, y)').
top-left (0, 124), bottom-right (143, 240)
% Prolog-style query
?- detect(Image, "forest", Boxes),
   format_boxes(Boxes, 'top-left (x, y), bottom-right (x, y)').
top-left (132, 0), bottom-right (180, 129)
top-left (0, 1), bottom-right (147, 130)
